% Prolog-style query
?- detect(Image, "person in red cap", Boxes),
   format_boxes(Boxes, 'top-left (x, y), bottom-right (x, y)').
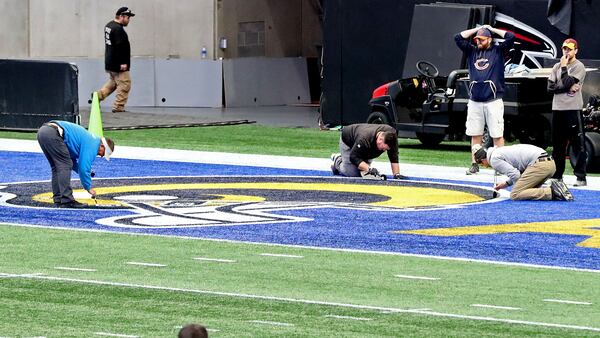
top-left (96, 7), bottom-right (136, 113)
top-left (455, 25), bottom-right (515, 175)
top-left (547, 38), bottom-right (588, 187)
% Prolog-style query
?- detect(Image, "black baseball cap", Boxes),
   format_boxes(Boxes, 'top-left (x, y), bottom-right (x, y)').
top-left (472, 144), bottom-right (488, 163)
top-left (116, 7), bottom-right (135, 17)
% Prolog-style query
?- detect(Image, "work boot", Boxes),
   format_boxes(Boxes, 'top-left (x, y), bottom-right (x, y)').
top-left (466, 163), bottom-right (479, 175)
top-left (550, 179), bottom-right (574, 201)
top-left (56, 200), bottom-right (88, 208)
top-left (330, 153), bottom-right (341, 175)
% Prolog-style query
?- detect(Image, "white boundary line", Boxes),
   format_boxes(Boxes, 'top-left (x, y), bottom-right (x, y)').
top-left (471, 304), bottom-right (522, 311)
top-left (543, 299), bottom-right (593, 305)
top-left (325, 315), bottom-right (373, 321)
top-left (94, 332), bottom-right (139, 338)
top-left (2, 221), bottom-right (600, 274)
top-left (54, 266), bottom-right (97, 272)
top-left (1, 272), bottom-right (599, 333)
top-left (2, 138), bottom-right (596, 188)
top-left (193, 257), bottom-right (237, 263)
top-left (248, 320), bottom-right (294, 327)
top-left (260, 253), bottom-right (304, 259)
top-left (125, 262), bottom-right (167, 267)
top-left (394, 274), bottom-right (439, 281)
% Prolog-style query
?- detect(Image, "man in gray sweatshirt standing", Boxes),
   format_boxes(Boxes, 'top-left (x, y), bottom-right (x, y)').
top-left (547, 38), bottom-right (587, 187)
top-left (472, 143), bottom-right (573, 201)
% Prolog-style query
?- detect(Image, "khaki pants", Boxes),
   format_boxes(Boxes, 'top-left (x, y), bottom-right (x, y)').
top-left (510, 159), bottom-right (556, 201)
top-left (97, 71), bottom-right (131, 111)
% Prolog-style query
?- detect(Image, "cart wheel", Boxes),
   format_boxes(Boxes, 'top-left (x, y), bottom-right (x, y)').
top-left (367, 111), bottom-right (390, 125)
top-left (416, 132), bottom-right (445, 146)
top-left (569, 133), bottom-right (600, 172)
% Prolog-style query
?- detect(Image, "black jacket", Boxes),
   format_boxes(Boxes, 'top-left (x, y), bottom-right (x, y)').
top-left (104, 20), bottom-right (131, 72)
top-left (341, 124), bottom-right (399, 166)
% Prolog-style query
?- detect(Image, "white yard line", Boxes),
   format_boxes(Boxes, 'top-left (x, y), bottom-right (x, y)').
top-left (54, 266), bottom-right (97, 272)
top-left (471, 304), bottom-right (522, 311)
top-left (248, 320), bottom-right (294, 327)
top-left (4, 221), bottom-right (600, 275)
top-left (325, 315), bottom-right (372, 321)
top-left (173, 325), bottom-right (219, 333)
top-left (260, 253), bottom-right (304, 259)
top-left (94, 332), bottom-right (139, 338)
top-left (2, 272), bottom-right (600, 333)
top-left (193, 257), bottom-right (237, 263)
top-left (543, 299), bottom-right (593, 305)
top-left (125, 262), bottom-right (167, 267)
top-left (394, 274), bottom-right (439, 281)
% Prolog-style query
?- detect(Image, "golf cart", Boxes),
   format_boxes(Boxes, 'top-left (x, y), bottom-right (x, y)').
top-left (367, 60), bottom-right (553, 148)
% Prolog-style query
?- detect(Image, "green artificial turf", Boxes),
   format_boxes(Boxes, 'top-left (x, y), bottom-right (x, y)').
top-left (1, 225), bottom-right (599, 337)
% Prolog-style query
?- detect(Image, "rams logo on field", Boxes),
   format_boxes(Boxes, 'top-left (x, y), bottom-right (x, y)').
top-left (0, 176), bottom-right (493, 229)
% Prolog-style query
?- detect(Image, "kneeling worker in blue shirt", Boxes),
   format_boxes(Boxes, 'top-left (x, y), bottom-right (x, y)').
top-left (37, 121), bottom-right (115, 208)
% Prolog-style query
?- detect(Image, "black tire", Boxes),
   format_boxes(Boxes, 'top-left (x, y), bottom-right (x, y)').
top-left (367, 111), bottom-right (390, 125)
top-left (416, 132), bottom-right (445, 146)
top-left (482, 127), bottom-right (493, 149)
top-left (569, 133), bottom-right (600, 172)
top-left (517, 117), bottom-right (551, 149)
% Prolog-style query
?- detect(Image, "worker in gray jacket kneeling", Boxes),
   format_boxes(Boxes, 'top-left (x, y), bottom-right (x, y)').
top-left (472, 143), bottom-right (573, 201)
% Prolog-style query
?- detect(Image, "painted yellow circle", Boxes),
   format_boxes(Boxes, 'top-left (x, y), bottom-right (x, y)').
top-left (32, 182), bottom-right (484, 208)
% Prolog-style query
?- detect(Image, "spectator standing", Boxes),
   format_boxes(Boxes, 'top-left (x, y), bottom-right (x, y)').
top-left (96, 6), bottom-right (135, 113)
top-left (547, 38), bottom-right (587, 186)
top-left (455, 25), bottom-right (515, 175)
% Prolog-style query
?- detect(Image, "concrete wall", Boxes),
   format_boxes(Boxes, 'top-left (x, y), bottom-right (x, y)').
top-left (0, 0), bottom-right (321, 60)
top-left (216, 0), bottom-right (322, 58)
top-left (0, 0), bottom-right (29, 58)
top-left (1, 0), bottom-right (216, 59)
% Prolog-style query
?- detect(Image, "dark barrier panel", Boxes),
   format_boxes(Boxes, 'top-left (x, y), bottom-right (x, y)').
top-left (0, 59), bottom-right (79, 130)
top-left (321, 0), bottom-right (426, 126)
top-left (401, 4), bottom-right (494, 78)
top-left (320, 0), bottom-right (343, 126)
top-left (322, 0), bottom-right (600, 126)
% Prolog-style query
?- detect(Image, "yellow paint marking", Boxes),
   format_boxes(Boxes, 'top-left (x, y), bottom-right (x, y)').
top-left (395, 219), bottom-right (600, 248)
top-left (32, 182), bottom-right (483, 208)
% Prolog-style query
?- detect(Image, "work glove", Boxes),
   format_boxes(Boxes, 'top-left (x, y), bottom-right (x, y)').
top-left (367, 167), bottom-right (380, 176)
top-left (361, 167), bottom-right (386, 180)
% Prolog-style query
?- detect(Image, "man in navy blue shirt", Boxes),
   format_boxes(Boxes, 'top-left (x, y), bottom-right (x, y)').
top-left (455, 25), bottom-right (515, 175)
top-left (37, 121), bottom-right (115, 208)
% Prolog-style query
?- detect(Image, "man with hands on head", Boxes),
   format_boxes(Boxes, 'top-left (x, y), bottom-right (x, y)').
top-left (330, 123), bottom-right (406, 180)
top-left (37, 121), bottom-right (114, 208)
top-left (455, 24), bottom-right (515, 175)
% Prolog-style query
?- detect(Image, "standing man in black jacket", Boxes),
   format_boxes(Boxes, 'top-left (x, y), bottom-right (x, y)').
top-left (96, 7), bottom-right (135, 113)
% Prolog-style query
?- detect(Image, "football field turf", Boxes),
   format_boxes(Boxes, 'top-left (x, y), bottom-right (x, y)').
top-left (1, 138), bottom-right (600, 337)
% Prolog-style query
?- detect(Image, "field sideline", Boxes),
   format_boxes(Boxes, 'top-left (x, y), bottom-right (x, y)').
top-left (1, 138), bottom-right (600, 337)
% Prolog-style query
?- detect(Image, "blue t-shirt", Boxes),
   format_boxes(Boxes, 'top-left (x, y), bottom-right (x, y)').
top-left (455, 32), bottom-right (515, 102)
top-left (55, 121), bottom-right (101, 190)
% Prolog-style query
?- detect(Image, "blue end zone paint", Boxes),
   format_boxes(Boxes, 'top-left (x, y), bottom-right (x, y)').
top-left (0, 151), bottom-right (328, 182)
top-left (2, 150), bottom-right (600, 270)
